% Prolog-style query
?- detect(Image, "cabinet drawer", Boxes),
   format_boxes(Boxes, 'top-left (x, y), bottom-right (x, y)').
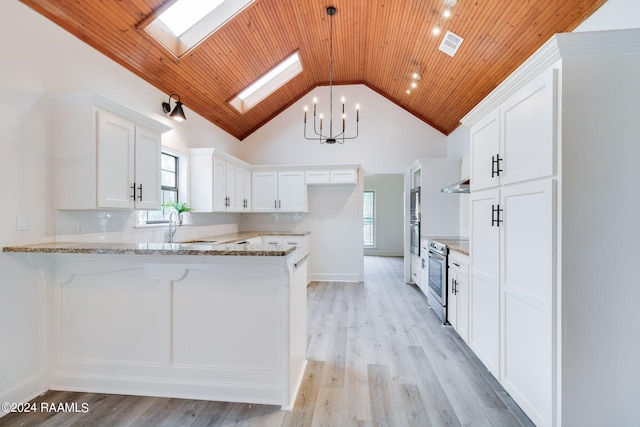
top-left (448, 252), bottom-right (469, 276)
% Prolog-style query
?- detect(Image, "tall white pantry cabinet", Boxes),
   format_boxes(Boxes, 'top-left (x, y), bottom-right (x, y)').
top-left (461, 29), bottom-right (640, 427)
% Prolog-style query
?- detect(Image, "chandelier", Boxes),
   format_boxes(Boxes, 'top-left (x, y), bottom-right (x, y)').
top-left (303, 6), bottom-right (360, 144)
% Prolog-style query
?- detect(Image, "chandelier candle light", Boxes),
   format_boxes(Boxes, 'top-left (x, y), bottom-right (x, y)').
top-left (303, 6), bottom-right (359, 144)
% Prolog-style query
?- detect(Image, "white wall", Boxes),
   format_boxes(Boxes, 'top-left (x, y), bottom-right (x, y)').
top-left (237, 84), bottom-right (447, 281)
top-left (238, 84), bottom-right (447, 172)
top-left (574, 0), bottom-right (640, 31)
top-left (0, 2), bottom-right (242, 414)
top-left (364, 175), bottom-right (405, 257)
top-left (446, 126), bottom-right (471, 238)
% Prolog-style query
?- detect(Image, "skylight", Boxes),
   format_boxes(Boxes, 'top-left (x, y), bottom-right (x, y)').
top-left (143, 0), bottom-right (255, 58)
top-left (158, 0), bottom-right (225, 37)
top-left (229, 52), bottom-right (303, 114)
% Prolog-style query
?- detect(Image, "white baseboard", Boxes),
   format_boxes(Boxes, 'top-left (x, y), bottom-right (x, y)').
top-left (0, 375), bottom-right (47, 418)
top-left (308, 273), bottom-right (363, 282)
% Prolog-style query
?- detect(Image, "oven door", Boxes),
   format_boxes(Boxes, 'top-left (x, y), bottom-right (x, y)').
top-left (428, 249), bottom-right (447, 306)
top-left (410, 223), bottom-right (420, 255)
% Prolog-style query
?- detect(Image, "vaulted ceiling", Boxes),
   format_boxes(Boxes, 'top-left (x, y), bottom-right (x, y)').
top-left (21, 0), bottom-right (606, 140)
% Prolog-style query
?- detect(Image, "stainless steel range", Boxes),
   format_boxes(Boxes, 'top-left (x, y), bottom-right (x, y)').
top-left (427, 239), bottom-right (448, 324)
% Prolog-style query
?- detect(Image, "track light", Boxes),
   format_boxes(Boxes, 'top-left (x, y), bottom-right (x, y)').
top-left (162, 94), bottom-right (187, 121)
top-left (406, 69), bottom-right (421, 94)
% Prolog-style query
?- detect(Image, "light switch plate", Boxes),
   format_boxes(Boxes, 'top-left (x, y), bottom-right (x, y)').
top-left (16, 213), bottom-right (28, 231)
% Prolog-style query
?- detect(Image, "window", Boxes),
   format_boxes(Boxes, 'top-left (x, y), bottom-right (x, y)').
top-left (363, 190), bottom-right (375, 247)
top-left (229, 52), bottom-right (303, 113)
top-left (145, 152), bottom-right (179, 224)
top-left (142, 0), bottom-right (255, 59)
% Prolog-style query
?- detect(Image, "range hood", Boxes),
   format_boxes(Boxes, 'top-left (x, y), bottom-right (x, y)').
top-left (441, 178), bottom-right (470, 193)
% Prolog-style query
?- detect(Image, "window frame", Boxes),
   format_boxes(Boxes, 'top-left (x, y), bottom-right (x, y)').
top-left (363, 190), bottom-right (376, 248)
top-left (144, 151), bottom-right (180, 224)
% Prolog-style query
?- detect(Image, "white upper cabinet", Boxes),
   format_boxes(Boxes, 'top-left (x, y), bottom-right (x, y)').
top-left (52, 94), bottom-right (168, 210)
top-left (305, 168), bottom-right (358, 185)
top-left (96, 111), bottom-right (136, 209)
top-left (500, 69), bottom-right (556, 186)
top-left (132, 125), bottom-right (162, 210)
top-left (252, 171), bottom-right (306, 213)
top-left (470, 110), bottom-right (500, 191)
top-left (471, 68), bottom-right (556, 192)
top-left (278, 171), bottom-right (306, 212)
top-left (190, 148), bottom-right (251, 213)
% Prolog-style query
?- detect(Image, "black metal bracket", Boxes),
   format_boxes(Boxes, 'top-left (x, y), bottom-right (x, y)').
top-left (491, 154), bottom-right (503, 178)
top-left (492, 204), bottom-right (503, 227)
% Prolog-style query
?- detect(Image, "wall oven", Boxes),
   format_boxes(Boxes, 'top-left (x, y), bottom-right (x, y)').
top-left (410, 222), bottom-right (420, 255)
top-left (410, 187), bottom-right (421, 223)
top-left (427, 240), bottom-right (448, 324)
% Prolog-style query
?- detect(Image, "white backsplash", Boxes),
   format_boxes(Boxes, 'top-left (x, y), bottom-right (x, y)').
top-left (238, 212), bottom-right (310, 233)
top-left (55, 210), bottom-right (241, 243)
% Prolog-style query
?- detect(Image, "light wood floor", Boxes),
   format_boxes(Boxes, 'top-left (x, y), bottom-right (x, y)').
top-left (0, 256), bottom-right (533, 427)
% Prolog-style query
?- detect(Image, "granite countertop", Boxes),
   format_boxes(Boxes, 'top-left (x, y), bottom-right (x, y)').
top-left (2, 232), bottom-right (311, 257)
top-left (186, 231), bottom-right (310, 244)
top-left (423, 236), bottom-right (470, 256)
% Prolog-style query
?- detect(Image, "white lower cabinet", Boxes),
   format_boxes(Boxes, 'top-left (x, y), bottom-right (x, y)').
top-left (410, 253), bottom-right (421, 286)
top-left (447, 250), bottom-right (469, 342)
top-left (470, 181), bottom-right (555, 423)
top-left (418, 238), bottom-right (429, 295)
top-left (469, 188), bottom-right (500, 376)
top-left (500, 180), bottom-right (555, 425)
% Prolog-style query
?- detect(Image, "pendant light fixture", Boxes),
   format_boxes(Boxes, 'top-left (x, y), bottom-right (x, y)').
top-left (162, 93), bottom-right (187, 121)
top-left (303, 6), bottom-right (359, 144)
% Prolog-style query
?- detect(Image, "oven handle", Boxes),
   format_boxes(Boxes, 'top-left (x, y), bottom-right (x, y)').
top-left (428, 249), bottom-right (446, 262)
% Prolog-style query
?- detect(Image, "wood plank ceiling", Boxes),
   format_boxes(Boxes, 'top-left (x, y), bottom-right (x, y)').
top-left (21, 0), bottom-right (606, 140)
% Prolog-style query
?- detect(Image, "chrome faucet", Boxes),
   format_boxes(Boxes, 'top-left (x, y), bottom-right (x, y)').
top-left (168, 208), bottom-right (180, 243)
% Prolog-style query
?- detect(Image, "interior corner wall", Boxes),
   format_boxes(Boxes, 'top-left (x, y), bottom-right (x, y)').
top-left (447, 126), bottom-right (471, 238)
top-left (364, 175), bottom-right (405, 257)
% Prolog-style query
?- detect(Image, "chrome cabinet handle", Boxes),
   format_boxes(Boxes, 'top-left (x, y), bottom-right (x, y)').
top-left (137, 184), bottom-right (142, 201)
top-left (131, 183), bottom-right (136, 200)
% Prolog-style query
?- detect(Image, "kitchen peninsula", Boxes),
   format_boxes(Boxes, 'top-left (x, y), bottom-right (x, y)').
top-left (2, 235), bottom-right (309, 410)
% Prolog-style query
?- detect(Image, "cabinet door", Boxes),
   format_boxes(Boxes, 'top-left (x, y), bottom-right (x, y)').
top-left (243, 169), bottom-right (252, 212)
top-left (411, 254), bottom-right (421, 286)
top-left (330, 169), bottom-right (357, 184)
top-left (225, 162), bottom-right (236, 211)
top-left (501, 68), bottom-right (556, 186)
top-left (447, 270), bottom-right (458, 330)
top-left (252, 172), bottom-right (278, 212)
top-left (278, 171), bottom-right (306, 212)
top-left (456, 269), bottom-right (469, 343)
top-left (500, 180), bottom-right (555, 425)
top-left (190, 154), bottom-right (214, 212)
top-left (305, 170), bottom-right (330, 185)
top-left (97, 110), bottom-right (135, 209)
top-left (212, 157), bottom-right (227, 212)
top-left (235, 167), bottom-right (245, 212)
top-left (133, 126), bottom-right (161, 210)
top-left (469, 188), bottom-right (500, 376)
top-left (470, 109), bottom-right (500, 191)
